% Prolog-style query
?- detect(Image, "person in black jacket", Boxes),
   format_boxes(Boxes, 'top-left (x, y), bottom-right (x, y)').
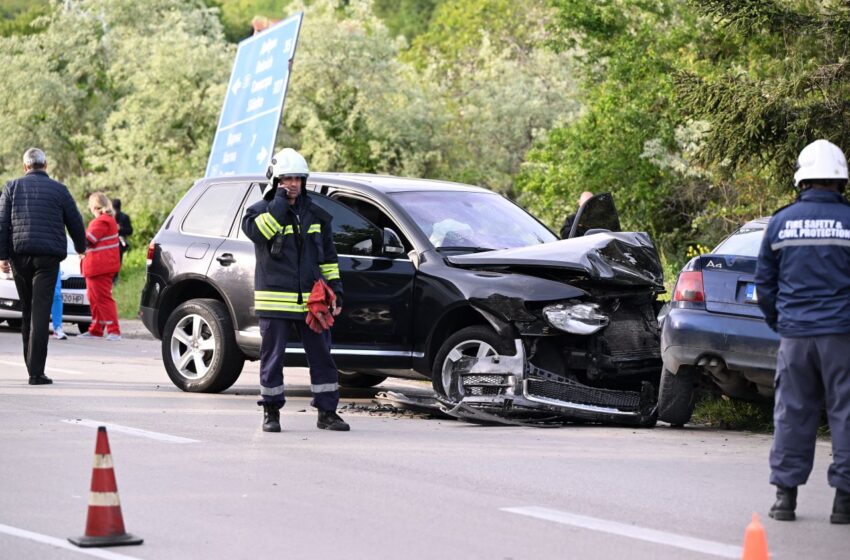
top-left (111, 198), bottom-right (133, 284)
top-left (241, 148), bottom-right (350, 433)
top-left (0, 148), bottom-right (87, 384)
top-left (560, 191), bottom-right (594, 239)
top-left (756, 139), bottom-right (850, 524)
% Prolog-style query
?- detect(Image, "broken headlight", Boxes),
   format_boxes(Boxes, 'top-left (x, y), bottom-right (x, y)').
top-left (543, 302), bottom-right (609, 335)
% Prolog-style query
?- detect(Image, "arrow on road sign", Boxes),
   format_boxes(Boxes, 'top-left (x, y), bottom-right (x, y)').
top-left (256, 146), bottom-right (269, 164)
top-left (231, 80), bottom-right (242, 95)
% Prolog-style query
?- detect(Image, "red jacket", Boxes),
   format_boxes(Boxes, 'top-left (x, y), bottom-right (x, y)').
top-left (82, 213), bottom-right (120, 277)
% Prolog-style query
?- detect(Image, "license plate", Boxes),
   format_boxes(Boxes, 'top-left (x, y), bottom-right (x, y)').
top-left (62, 293), bottom-right (84, 305)
top-left (744, 283), bottom-right (758, 303)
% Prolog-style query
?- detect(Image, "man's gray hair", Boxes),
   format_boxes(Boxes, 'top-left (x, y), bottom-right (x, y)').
top-left (22, 148), bottom-right (47, 169)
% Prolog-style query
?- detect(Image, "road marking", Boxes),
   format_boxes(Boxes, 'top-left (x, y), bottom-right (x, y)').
top-left (501, 506), bottom-right (741, 559)
top-left (62, 419), bottom-right (200, 444)
top-left (0, 522), bottom-right (141, 559)
top-left (0, 360), bottom-right (84, 375)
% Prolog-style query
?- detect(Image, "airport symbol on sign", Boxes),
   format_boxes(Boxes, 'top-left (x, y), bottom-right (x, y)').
top-left (205, 13), bottom-right (303, 178)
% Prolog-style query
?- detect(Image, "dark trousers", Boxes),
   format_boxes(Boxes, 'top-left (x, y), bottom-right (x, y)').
top-left (257, 317), bottom-right (340, 411)
top-left (10, 255), bottom-right (61, 378)
top-left (770, 334), bottom-right (850, 493)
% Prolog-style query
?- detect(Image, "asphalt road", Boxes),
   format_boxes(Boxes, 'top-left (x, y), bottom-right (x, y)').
top-left (1, 322), bottom-right (848, 560)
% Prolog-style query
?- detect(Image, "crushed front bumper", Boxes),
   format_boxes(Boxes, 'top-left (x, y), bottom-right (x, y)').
top-left (440, 340), bottom-right (657, 426)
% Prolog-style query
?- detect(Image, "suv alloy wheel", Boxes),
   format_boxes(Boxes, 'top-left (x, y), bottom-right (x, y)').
top-left (162, 298), bottom-right (245, 392)
top-left (432, 325), bottom-right (511, 401)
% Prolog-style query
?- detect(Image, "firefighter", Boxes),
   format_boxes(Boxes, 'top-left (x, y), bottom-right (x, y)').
top-left (755, 139), bottom-right (850, 523)
top-left (241, 148), bottom-right (350, 432)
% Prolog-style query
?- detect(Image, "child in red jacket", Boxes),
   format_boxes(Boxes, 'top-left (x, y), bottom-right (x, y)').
top-left (79, 192), bottom-right (121, 340)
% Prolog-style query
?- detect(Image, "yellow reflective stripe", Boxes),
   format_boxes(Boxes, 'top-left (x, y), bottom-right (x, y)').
top-left (284, 225), bottom-right (294, 235)
top-left (255, 302), bottom-right (307, 312)
top-left (307, 224), bottom-right (321, 234)
top-left (255, 214), bottom-right (275, 240)
top-left (320, 263), bottom-right (340, 280)
top-left (263, 212), bottom-right (283, 233)
top-left (255, 291), bottom-right (311, 301)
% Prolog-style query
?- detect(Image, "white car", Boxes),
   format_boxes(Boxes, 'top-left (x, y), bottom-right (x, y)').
top-left (0, 237), bottom-right (92, 333)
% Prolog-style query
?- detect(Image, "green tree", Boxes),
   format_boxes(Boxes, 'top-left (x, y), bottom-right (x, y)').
top-left (373, 0), bottom-right (439, 43)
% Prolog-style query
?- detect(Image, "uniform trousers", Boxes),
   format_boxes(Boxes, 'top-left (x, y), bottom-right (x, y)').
top-left (770, 334), bottom-right (850, 493)
top-left (257, 317), bottom-right (340, 412)
top-left (85, 273), bottom-right (120, 335)
top-left (10, 255), bottom-right (61, 378)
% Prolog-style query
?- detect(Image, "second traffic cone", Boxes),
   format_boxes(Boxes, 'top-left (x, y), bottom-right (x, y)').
top-left (741, 512), bottom-right (768, 560)
top-left (68, 426), bottom-right (143, 548)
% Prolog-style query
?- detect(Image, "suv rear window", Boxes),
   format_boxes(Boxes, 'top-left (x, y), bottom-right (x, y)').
top-left (183, 183), bottom-right (247, 237)
top-left (713, 226), bottom-right (765, 257)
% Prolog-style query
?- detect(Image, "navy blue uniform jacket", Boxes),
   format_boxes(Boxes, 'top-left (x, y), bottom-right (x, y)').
top-left (241, 188), bottom-right (343, 320)
top-left (755, 189), bottom-right (850, 337)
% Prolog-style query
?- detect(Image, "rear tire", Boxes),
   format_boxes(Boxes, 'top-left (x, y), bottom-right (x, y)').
top-left (162, 298), bottom-right (245, 393)
top-left (76, 322), bottom-right (91, 334)
top-left (5, 318), bottom-right (22, 330)
top-left (338, 370), bottom-right (388, 388)
top-left (657, 366), bottom-right (698, 427)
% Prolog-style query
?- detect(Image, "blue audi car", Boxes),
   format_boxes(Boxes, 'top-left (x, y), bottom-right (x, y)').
top-left (657, 218), bottom-right (780, 425)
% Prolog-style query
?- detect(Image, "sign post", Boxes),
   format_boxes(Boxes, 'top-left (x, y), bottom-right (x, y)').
top-left (205, 13), bottom-right (303, 178)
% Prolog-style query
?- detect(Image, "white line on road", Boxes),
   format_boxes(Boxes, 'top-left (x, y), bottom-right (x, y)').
top-left (501, 506), bottom-right (741, 559)
top-left (62, 419), bottom-right (200, 444)
top-left (0, 522), bottom-right (142, 559)
top-left (0, 359), bottom-right (84, 375)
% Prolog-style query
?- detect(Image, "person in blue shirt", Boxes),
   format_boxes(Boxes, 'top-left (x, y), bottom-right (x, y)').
top-left (755, 139), bottom-right (850, 524)
top-left (51, 270), bottom-right (67, 340)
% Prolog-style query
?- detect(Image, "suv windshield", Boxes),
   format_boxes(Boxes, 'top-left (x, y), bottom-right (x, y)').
top-left (713, 225), bottom-right (766, 257)
top-left (391, 191), bottom-right (556, 251)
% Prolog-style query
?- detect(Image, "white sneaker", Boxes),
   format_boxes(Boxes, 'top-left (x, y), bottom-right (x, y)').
top-left (52, 328), bottom-right (68, 340)
top-left (105, 333), bottom-right (122, 341)
top-left (77, 331), bottom-right (100, 339)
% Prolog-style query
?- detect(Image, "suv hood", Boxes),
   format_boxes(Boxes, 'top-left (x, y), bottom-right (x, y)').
top-left (446, 232), bottom-right (663, 288)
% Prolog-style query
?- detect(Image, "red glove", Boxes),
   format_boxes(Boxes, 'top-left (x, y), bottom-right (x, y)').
top-left (306, 279), bottom-right (336, 333)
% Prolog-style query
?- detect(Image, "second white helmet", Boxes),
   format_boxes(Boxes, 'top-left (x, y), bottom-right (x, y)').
top-left (266, 148), bottom-right (309, 180)
top-left (793, 139), bottom-right (848, 187)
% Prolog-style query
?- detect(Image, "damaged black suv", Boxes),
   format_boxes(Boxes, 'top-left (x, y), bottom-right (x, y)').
top-left (141, 174), bottom-right (663, 425)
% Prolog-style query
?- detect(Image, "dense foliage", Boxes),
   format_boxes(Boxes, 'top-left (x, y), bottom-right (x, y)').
top-left (1, 0), bottom-right (846, 267)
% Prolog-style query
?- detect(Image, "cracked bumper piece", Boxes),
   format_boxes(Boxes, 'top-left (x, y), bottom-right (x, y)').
top-left (442, 340), bottom-right (656, 425)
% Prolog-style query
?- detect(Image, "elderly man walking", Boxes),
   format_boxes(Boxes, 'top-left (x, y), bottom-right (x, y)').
top-left (0, 148), bottom-right (86, 385)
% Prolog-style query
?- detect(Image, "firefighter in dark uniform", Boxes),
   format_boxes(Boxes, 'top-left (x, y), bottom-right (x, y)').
top-left (241, 148), bottom-right (350, 432)
top-left (755, 139), bottom-right (850, 523)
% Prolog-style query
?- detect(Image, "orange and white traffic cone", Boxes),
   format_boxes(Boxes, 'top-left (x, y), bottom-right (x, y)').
top-left (741, 512), bottom-right (769, 560)
top-left (68, 426), bottom-right (143, 548)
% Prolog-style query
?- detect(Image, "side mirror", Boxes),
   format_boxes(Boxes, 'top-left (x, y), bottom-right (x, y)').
top-left (382, 227), bottom-right (405, 257)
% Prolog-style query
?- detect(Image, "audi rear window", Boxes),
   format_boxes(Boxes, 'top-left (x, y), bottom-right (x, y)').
top-left (713, 226), bottom-right (766, 257)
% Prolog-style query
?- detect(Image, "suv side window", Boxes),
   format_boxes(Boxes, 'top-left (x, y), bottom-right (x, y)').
top-left (238, 185), bottom-right (381, 255)
top-left (182, 183), bottom-right (248, 237)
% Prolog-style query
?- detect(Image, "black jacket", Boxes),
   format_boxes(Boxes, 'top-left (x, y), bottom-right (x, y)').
top-left (0, 170), bottom-right (86, 260)
top-left (755, 189), bottom-right (850, 336)
top-left (241, 189), bottom-right (343, 320)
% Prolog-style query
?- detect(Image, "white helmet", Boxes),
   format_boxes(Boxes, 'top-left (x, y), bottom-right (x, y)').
top-left (793, 139), bottom-right (848, 187)
top-left (266, 148), bottom-right (309, 180)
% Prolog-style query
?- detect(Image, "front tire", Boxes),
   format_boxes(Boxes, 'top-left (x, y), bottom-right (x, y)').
top-left (657, 366), bottom-right (698, 427)
top-left (162, 298), bottom-right (245, 393)
top-left (431, 325), bottom-right (512, 401)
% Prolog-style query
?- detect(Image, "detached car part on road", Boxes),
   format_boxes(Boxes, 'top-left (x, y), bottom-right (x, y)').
top-left (141, 175), bottom-right (664, 426)
top-left (658, 218), bottom-right (780, 426)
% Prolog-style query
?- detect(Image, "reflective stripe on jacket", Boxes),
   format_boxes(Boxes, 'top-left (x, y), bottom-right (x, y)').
top-left (82, 213), bottom-right (121, 277)
top-left (241, 190), bottom-right (343, 320)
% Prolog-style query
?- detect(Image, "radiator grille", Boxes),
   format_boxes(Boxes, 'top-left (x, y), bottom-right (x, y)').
top-left (526, 377), bottom-right (641, 411)
top-left (61, 277), bottom-right (87, 290)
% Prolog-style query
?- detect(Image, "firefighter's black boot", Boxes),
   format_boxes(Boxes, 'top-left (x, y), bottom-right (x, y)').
top-left (768, 485), bottom-right (797, 521)
top-left (831, 489), bottom-right (850, 524)
top-left (262, 404), bottom-right (281, 433)
top-left (317, 410), bottom-right (350, 431)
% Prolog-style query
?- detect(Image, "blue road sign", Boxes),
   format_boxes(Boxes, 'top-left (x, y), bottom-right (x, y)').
top-left (205, 13), bottom-right (303, 178)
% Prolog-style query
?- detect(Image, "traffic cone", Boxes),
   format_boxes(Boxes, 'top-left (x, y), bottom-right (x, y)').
top-left (68, 426), bottom-right (143, 547)
top-left (741, 512), bottom-right (768, 560)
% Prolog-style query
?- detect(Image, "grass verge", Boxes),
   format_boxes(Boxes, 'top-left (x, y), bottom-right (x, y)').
top-left (113, 251), bottom-right (146, 320)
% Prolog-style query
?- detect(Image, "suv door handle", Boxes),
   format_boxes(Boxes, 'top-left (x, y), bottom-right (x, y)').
top-left (216, 253), bottom-right (236, 266)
